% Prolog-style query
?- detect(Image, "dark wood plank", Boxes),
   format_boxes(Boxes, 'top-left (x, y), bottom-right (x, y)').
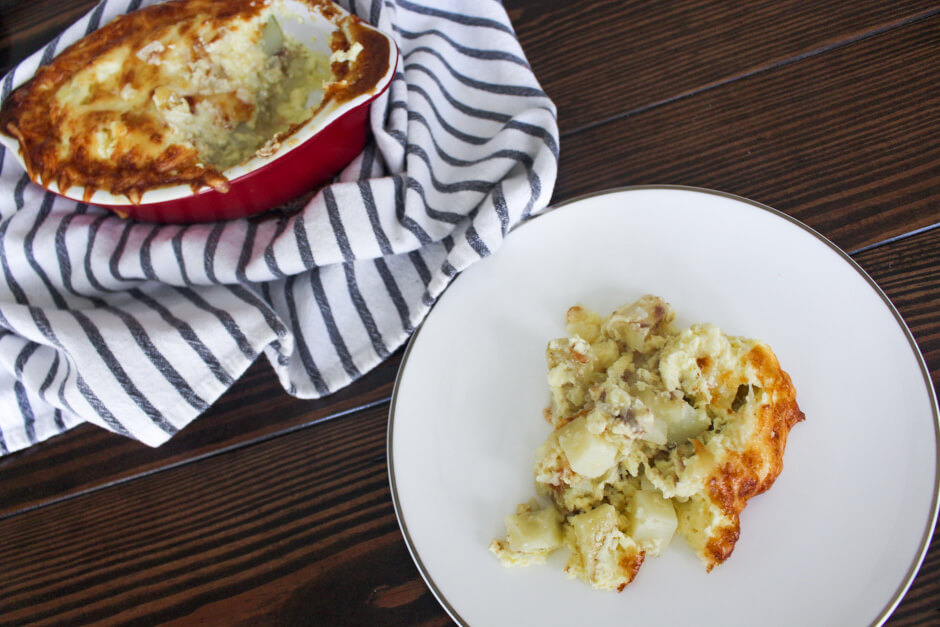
top-left (890, 532), bottom-right (940, 626)
top-left (0, 404), bottom-right (448, 626)
top-left (552, 15), bottom-right (940, 252)
top-left (504, 0), bottom-right (938, 133)
top-left (0, 0), bottom-right (98, 74)
top-left (0, 349), bottom-right (402, 517)
top-left (854, 227), bottom-right (940, 388)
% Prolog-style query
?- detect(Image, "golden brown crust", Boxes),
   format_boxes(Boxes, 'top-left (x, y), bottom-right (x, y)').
top-left (0, 0), bottom-right (389, 204)
top-left (615, 550), bottom-right (645, 592)
top-left (330, 20), bottom-right (391, 102)
top-left (700, 344), bottom-right (805, 571)
top-left (0, 0), bottom-right (259, 199)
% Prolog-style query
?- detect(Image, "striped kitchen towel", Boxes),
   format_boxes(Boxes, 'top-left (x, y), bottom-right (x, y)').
top-left (0, 0), bottom-right (558, 454)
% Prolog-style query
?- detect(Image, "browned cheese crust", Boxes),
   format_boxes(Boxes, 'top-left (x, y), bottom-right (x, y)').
top-left (700, 344), bottom-right (805, 570)
top-left (0, 0), bottom-right (389, 203)
top-left (328, 20), bottom-right (390, 103)
top-left (616, 551), bottom-right (645, 592)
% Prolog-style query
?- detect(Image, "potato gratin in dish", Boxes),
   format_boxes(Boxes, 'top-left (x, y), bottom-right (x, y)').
top-left (490, 295), bottom-right (804, 591)
top-left (0, 0), bottom-right (394, 221)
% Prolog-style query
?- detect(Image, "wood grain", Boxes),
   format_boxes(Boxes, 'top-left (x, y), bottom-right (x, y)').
top-left (0, 349), bottom-right (402, 517)
top-left (0, 224), bottom-right (932, 623)
top-left (0, 404), bottom-right (448, 626)
top-left (0, 0), bottom-right (98, 73)
top-left (505, 0), bottom-right (939, 133)
top-left (891, 532), bottom-right (940, 626)
top-left (555, 15), bottom-right (940, 250)
top-left (552, 14), bottom-right (940, 252)
top-left (854, 226), bottom-right (940, 387)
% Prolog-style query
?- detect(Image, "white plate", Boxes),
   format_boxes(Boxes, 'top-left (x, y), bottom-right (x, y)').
top-left (388, 186), bottom-right (939, 626)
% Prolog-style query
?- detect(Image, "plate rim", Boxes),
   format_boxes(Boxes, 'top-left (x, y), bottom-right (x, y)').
top-left (386, 184), bottom-right (940, 627)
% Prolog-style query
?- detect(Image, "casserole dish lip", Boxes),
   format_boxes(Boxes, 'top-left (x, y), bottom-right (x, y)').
top-left (0, 0), bottom-right (398, 210)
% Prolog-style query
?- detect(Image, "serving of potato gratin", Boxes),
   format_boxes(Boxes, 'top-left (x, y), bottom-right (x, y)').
top-left (490, 295), bottom-right (804, 591)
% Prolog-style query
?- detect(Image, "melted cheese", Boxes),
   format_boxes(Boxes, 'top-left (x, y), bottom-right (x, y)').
top-left (0, 0), bottom-right (387, 205)
top-left (491, 295), bottom-right (804, 590)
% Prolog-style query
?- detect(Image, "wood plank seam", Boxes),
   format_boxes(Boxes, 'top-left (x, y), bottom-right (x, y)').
top-left (849, 222), bottom-right (940, 256)
top-left (0, 397), bottom-right (393, 522)
top-left (559, 6), bottom-right (940, 140)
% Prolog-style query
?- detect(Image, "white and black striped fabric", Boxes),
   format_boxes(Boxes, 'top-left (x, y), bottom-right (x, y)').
top-left (0, 0), bottom-right (558, 454)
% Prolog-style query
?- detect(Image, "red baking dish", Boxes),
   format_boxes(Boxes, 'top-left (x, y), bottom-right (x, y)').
top-left (0, 0), bottom-right (398, 224)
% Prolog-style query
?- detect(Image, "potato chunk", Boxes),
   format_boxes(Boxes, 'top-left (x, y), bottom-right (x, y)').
top-left (506, 505), bottom-right (563, 553)
top-left (602, 295), bottom-right (675, 352)
top-left (629, 490), bottom-right (678, 556)
top-left (637, 388), bottom-right (710, 444)
top-left (565, 504), bottom-right (644, 591)
top-left (557, 416), bottom-right (618, 478)
top-left (566, 305), bottom-right (602, 342)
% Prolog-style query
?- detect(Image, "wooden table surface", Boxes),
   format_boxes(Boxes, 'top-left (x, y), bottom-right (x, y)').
top-left (1, 0), bottom-right (938, 624)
